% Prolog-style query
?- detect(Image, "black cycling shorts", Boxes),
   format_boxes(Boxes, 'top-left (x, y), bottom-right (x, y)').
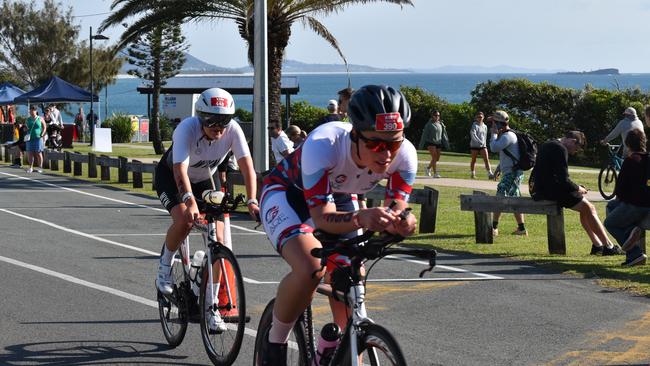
top-left (155, 162), bottom-right (222, 213)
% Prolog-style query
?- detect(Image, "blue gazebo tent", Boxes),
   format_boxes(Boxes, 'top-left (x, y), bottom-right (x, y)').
top-left (14, 76), bottom-right (98, 104)
top-left (0, 82), bottom-right (26, 105)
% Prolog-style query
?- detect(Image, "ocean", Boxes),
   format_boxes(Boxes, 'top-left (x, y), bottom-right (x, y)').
top-left (97, 73), bottom-right (650, 118)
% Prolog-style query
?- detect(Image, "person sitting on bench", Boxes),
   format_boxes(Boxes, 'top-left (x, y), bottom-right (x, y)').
top-left (530, 130), bottom-right (622, 256)
top-left (604, 128), bottom-right (649, 266)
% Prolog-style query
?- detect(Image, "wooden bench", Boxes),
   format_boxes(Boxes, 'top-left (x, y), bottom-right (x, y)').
top-left (364, 185), bottom-right (439, 233)
top-left (460, 191), bottom-right (566, 255)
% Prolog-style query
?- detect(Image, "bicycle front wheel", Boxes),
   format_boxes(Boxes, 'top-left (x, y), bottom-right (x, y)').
top-left (253, 299), bottom-right (311, 366)
top-left (598, 164), bottom-right (617, 200)
top-left (351, 323), bottom-right (407, 366)
top-left (157, 258), bottom-right (189, 347)
top-left (199, 246), bottom-right (246, 366)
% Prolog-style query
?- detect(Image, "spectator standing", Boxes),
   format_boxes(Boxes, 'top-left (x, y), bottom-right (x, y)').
top-left (530, 131), bottom-right (622, 255)
top-left (0, 106), bottom-right (5, 123)
top-left (7, 105), bottom-right (15, 124)
top-left (87, 110), bottom-right (98, 145)
top-left (74, 107), bottom-right (85, 142)
top-left (268, 122), bottom-right (294, 165)
top-left (49, 104), bottom-right (63, 126)
top-left (285, 125), bottom-right (305, 148)
top-left (8, 120), bottom-right (28, 167)
top-left (418, 109), bottom-right (448, 178)
top-left (469, 111), bottom-right (494, 179)
top-left (337, 87), bottom-right (354, 121)
top-left (644, 105), bottom-right (650, 128)
top-left (318, 100), bottom-right (340, 125)
top-left (600, 106), bottom-right (643, 155)
top-left (25, 106), bottom-right (46, 173)
top-left (604, 128), bottom-right (650, 266)
top-left (489, 110), bottom-right (527, 236)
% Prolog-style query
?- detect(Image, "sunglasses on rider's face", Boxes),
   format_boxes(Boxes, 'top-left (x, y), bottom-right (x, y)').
top-left (198, 112), bottom-right (231, 128)
top-left (357, 131), bottom-right (404, 153)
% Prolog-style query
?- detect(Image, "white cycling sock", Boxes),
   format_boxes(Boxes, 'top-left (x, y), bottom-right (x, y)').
top-left (268, 313), bottom-right (295, 344)
top-left (160, 243), bottom-right (175, 266)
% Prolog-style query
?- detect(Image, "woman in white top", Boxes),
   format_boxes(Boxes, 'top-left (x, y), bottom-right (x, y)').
top-left (469, 111), bottom-right (494, 179)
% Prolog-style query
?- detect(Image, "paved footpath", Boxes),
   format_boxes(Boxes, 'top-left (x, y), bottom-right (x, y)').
top-left (1, 166), bottom-right (649, 365)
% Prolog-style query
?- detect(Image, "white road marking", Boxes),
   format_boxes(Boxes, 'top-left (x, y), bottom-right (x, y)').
top-left (0, 254), bottom-right (260, 340)
top-left (0, 171), bottom-right (501, 282)
top-left (0, 171), bottom-right (265, 234)
top-left (0, 208), bottom-right (263, 284)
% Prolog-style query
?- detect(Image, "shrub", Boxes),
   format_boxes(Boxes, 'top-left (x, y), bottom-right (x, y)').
top-left (234, 108), bottom-right (253, 123)
top-left (159, 114), bottom-right (173, 141)
top-left (281, 101), bottom-right (328, 132)
top-left (103, 113), bottom-right (135, 143)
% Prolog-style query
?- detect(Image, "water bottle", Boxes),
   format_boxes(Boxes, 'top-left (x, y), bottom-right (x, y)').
top-left (202, 190), bottom-right (225, 204)
top-left (316, 323), bottom-right (341, 365)
top-left (189, 250), bottom-right (205, 297)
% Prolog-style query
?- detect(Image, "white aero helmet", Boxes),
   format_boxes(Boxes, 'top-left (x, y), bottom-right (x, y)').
top-left (195, 88), bottom-right (235, 127)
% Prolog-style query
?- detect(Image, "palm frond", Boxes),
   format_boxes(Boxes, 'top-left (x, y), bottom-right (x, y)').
top-left (303, 16), bottom-right (349, 77)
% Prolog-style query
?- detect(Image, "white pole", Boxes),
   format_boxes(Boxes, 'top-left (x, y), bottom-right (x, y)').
top-left (253, 0), bottom-right (269, 172)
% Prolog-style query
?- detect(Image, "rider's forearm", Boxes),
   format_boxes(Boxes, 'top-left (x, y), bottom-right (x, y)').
top-left (172, 163), bottom-right (192, 198)
top-left (311, 209), bottom-right (361, 234)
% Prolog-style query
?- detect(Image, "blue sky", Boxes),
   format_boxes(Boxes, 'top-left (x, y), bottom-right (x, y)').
top-left (67, 0), bottom-right (650, 72)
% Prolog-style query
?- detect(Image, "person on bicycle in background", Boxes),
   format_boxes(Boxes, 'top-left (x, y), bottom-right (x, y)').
top-left (258, 85), bottom-right (418, 365)
top-left (600, 106), bottom-right (643, 156)
top-left (154, 87), bottom-right (260, 331)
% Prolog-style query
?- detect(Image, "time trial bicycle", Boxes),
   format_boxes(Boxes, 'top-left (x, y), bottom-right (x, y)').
top-left (253, 227), bottom-right (436, 366)
top-left (157, 191), bottom-right (248, 366)
top-left (598, 143), bottom-right (623, 200)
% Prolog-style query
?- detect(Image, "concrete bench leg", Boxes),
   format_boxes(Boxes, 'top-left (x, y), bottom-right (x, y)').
top-left (547, 211), bottom-right (566, 255)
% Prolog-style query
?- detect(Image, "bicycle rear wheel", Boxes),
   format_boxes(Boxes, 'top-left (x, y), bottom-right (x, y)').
top-left (157, 258), bottom-right (189, 347)
top-left (347, 323), bottom-right (407, 366)
top-left (253, 299), bottom-right (311, 365)
top-left (598, 164), bottom-right (617, 200)
top-left (199, 246), bottom-right (246, 366)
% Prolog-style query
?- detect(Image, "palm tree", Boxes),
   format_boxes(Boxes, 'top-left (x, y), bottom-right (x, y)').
top-left (100, 0), bottom-right (413, 127)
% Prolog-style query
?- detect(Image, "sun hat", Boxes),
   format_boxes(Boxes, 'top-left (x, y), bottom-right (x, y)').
top-left (492, 110), bottom-right (509, 123)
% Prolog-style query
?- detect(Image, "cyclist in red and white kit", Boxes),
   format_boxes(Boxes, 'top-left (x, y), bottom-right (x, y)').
top-left (258, 85), bottom-right (418, 365)
top-left (154, 87), bottom-right (259, 332)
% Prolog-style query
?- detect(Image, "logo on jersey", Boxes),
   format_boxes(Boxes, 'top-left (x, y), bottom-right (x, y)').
top-left (375, 112), bottom-right (404, 131)
top-left (265, 205), bottom-right (279, 222)
top-left (335, 175), bottom-right (347, 184)
top-left (211, 97), bottom-right (229, 107)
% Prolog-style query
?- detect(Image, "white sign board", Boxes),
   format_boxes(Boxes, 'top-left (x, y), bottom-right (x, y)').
top-left (93, 127), bottom-right (112, 153)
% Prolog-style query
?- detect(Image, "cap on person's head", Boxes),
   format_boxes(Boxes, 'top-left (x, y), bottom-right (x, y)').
top-left (492, 110), bottom-right (509, 124)
top-left (624, 107), bottom-right (638, 118)
top-left (286, 125), bottom-right (301, 136)
top-left (566, 130), bottom-right (586, 149)
top-left (327, 99), bottom-right (338, 112)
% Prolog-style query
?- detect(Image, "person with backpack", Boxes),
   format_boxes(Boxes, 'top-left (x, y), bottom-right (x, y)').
top-left (604, 128), bottom-right (650, 266)
top-left (489, 110), bottom-right (527, 236)
top-left (530, 131), bottom-right (623, 256)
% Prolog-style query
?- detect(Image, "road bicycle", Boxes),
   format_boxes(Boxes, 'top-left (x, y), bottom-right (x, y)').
top-left (253, 228), bottom-right (437, 366)
top-left (598, 143), bottom-right (623, 200)
top-left (157, 191), bottom-right (247, 366)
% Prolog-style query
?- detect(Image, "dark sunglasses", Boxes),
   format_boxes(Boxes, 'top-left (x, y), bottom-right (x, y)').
top-left (198, 112), bottom-right (231, 128)
top-left (357, 131), bottom-right (404, 153)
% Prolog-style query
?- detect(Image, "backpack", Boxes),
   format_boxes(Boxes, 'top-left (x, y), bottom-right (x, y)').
top-left (502, 129), bottom-right (537, 171)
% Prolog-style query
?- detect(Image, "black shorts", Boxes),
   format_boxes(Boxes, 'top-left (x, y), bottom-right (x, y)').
top-left (154, 163), bottom-right (222, 212)
top-left (470, 147), bottom-right (487, 152)
top-left (424, 143), bottom-right (442, 149)
top-left (535, 190), bottom-right (583, 209)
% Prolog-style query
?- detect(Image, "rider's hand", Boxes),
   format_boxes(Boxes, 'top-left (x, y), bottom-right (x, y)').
top-left (493, 168), bottom-right (501, 181)
top-left (391, 209), bottom-right (417, 237)
top-left (184, 198), bottom-right (200, 223)
top-left (248, 203), bottom-right (260, 221)
top-left (599, 140), bottom-right (607, 146)
top-left (357, 207), bottom-right (399, 232)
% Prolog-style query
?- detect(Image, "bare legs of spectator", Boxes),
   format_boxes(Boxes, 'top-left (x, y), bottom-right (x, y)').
top-left (470, 148), bottom-right (493, 179)
top-left (493, 212), bottom-right (525, 236)
top-left (571, 199), bottom-right (614, 248)
top-left (427, 145), bottom-right (441, 177)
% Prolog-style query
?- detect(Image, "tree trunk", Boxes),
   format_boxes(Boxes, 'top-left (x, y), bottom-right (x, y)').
top-left (151, 59), bottom-right (165, 154)
top-left (267, 45), bottom-right (284, 128)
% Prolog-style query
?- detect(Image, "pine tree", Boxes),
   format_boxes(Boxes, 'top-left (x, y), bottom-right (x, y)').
top-left (127, 23), bottom-right (187, 154)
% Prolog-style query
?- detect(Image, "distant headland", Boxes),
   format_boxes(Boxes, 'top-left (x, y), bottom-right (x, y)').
top-left (557, 68), bottom-right (619, 75)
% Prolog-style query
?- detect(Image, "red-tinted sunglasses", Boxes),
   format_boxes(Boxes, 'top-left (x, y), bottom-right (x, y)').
top-left (357, 131), bottom-right (403, 153)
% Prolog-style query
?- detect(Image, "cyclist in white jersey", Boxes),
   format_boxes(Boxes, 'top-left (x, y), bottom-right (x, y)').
top-left (258, 85), bottom-right (418, 365)
top-left (154, 88), bottom-right (260, 331)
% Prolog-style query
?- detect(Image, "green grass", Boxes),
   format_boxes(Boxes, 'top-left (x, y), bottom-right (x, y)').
top-left (5, 143), bottom-right (647, 296)
top-left (62, 142), bottom-right (165, 160)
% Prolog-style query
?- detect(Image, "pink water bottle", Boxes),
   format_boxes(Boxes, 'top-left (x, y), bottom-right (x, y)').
top-left (316, 323), bottom-right (341, 365)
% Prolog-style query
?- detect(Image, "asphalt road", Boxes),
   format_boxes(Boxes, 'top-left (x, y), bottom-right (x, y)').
top-left (1, 166), bottom-right (649, 366)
